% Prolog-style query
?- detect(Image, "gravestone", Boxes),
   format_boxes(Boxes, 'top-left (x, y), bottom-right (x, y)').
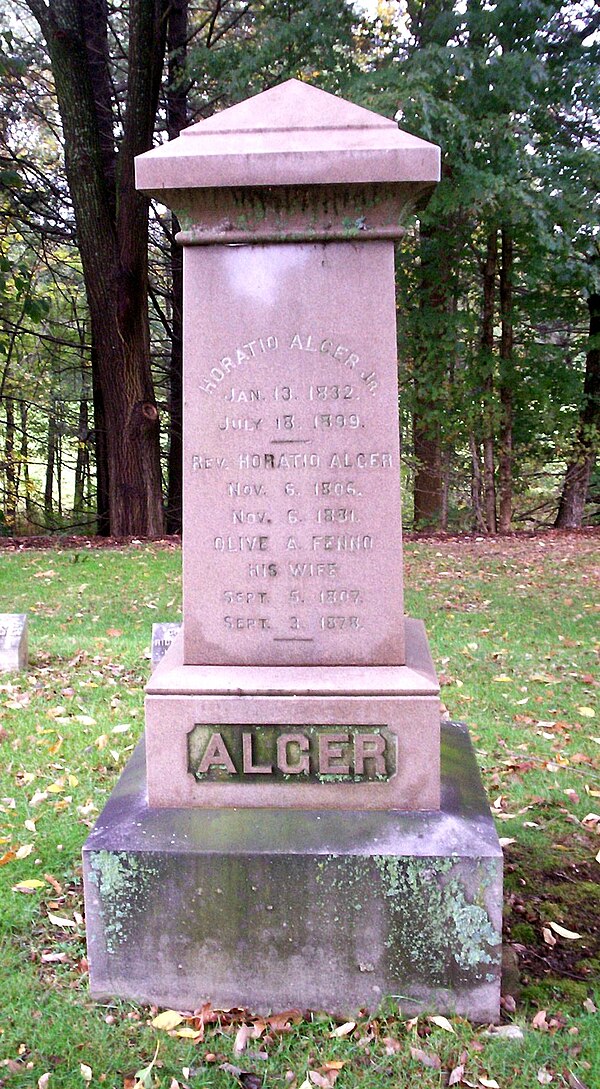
top-left (83, 81), bottom-right (502, 1019)
top-left (150, 621), bottom-right (182, 671)
top-left (0, 614), bottom-right (28, 671)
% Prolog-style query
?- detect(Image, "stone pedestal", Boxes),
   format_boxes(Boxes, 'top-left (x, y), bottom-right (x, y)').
top-left (145, 619), bottom-right (440, 810)
top-left (84, 722), bottom-right (502, 1020)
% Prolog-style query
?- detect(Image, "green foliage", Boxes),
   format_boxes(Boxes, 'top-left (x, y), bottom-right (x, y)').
top-left (188, 0), bottom-right (361, 106)
top-left (356, 0), bottom-right (600, 526)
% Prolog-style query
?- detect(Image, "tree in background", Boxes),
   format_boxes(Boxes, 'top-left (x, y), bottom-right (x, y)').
top-left (22, 0), bottom-right (167, 537)
top-left (359, 0), bottom-right (599, 529)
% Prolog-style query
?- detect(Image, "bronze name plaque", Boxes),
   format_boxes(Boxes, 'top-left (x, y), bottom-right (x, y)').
top-left (187, 723), bottom-right (396, 783)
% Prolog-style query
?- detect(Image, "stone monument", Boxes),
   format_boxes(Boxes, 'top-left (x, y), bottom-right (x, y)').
top-left (151, 621), bottom-right (182, 671)
top-left (83, 81), bottom-right (502, 1020)
top-left (0, 614), bottom-right (28, 672)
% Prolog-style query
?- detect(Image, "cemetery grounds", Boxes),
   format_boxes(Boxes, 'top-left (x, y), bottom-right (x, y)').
top-left (0, 532), bottom-right (598, 1089)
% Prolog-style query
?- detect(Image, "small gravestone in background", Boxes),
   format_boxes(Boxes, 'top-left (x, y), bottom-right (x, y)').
top-left (151, 622), bottom-right (182, 671)
top-left (0, 614), bottom-right (28, 672)
top-left (83, 81), bottom-right (502, 1020)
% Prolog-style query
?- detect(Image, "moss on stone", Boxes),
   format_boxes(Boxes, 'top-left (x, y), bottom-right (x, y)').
top-left (88, 850), bottom-right (160, 956)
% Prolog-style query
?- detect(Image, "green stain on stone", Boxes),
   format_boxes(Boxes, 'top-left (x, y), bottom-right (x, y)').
top-left (89, 850), bottom-right (160, 956)
top-left (371, 855), bottom-right (499, 982)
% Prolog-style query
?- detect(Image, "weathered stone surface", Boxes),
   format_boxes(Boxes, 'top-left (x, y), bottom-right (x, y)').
top-left (0, 614), bottom-right (28, 672)
top-left (83, 722), bottom-right (502, 1020)
top-left (144, 619), bottom-right (440, 810)
top-left (151, 622), bottom-right (182, 671)
top-left (179, 241), bottom-right (406, 667)
top-left (135, 79), bottom-right (440, 202)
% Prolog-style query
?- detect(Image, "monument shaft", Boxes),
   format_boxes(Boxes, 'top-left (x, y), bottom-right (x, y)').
top-left (183, 240), bottom-right (404, 667)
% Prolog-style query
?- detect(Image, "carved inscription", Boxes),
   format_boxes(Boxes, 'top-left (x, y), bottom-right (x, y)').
top-left (187, 329), bottom-right (401, 659)
top-left (187, 723), bottom-right (396, 783)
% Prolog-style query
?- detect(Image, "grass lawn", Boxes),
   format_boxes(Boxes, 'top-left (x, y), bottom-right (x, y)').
top-left (0, 533), bottom-right (598, 1089)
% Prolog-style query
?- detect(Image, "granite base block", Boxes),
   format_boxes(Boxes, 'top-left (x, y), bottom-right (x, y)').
top-left (83, 722), bottom-right (502, 1021)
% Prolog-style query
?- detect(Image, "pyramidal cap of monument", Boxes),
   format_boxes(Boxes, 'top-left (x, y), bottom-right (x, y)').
top-left (135, 78), bottom-right (440, 193)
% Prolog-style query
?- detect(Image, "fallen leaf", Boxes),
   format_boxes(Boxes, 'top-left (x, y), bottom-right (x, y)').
top-left (329, 1021), bottom-right (355, 1038)
top-left (449, 1064), bottom-right (465, 1085)
top-left (234, 1024), bottom-right (253, 1054)
top-left (499, 838), bottom-right (516, 848)
top-left (532, 1010), bottom-right (548, 1029)
top-left (80, 1064), bottom-right (92, 1082)
top-left (134, 1042), bottom-right (160, 1089)
top-left (12, 878), bottom-right (45, 892)
top-left (410, 1047), bottom-right (441, 1069)
top-left (583, 998), bottom-right (597, 1014)
top-left (577, 707), bottom-right (595, 718)
top-left (16, 843), bottom-right (34, 859)
top-left (0, 849), bottom-right (16, 866)
top-left (151, 1009), bottom-right (184, 1031)
top-left (542, 927), bottom-right (557, 947)
top-left (484, 1025), bottom-right (524, 1040)
top-left (220, 1063), bottom-right (242, 1077)
top-left (239, 1075), bottom-right (262, 1089)
top-left (267, 1010), bottom-right (302, 1030)
top-left (537, 1069), bottom-right (553, 1084)
top-left (429, 1014), bottom-right (455, 1033)
top-left (44, 874), bottom-right (63, 895)
top-left (479, 1080), bottom-right (500, 1089)
top-left (41, 952), bottom-right (68, 963)
top-left (548, 921), bottom-right (582, 940)
top-left (38, 1075), bottom-right (51, 1089)
top-left (174, 1026), bottom-right (202, 1040)
top-left (47, 913), bottom-right (77, 929)
top-left (382, 1036), bottom-right (402, 1054)
top-left (567, 1074), bottom-right (589, 1089)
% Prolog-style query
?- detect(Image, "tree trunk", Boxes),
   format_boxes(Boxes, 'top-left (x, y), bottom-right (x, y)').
top-left (20, 401), bottom-right (33, 522)
top-left (74, 395), bottom-right (89, 514)
top-left (27, 0), bottom-right (167, 537)
top-left (469, 433), bottom-right (487, 532)
top-left (45, 410), bottom-right (57, 521)
top-left (165, 0), bottom-right (188, 534)
top-left (412, 219), bottom-right (454, 529)
top-left (409, 1), bottom-right (456, 531)
top-left (4, 398), bottom-right (18, 532)
top-left (481, 228), bottom-right (497, 533)
top-left (555, 293), bottom-right (600, 527)
top-left (91, 353), bottom-right (110, 535)
top-left (498, 228), bottom-right (514, 532)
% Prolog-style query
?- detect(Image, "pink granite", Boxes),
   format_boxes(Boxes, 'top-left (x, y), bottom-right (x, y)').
top-left (135, 79), bottom-right (440, 193)
top-left (145, 622), bottom-right (439, 810)
top-left (136, 80), bottom-right (442, 811)
top-left (146, 617), bottom-right (436, 697)
top-left (182, 239), bottom-right (404, 666)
